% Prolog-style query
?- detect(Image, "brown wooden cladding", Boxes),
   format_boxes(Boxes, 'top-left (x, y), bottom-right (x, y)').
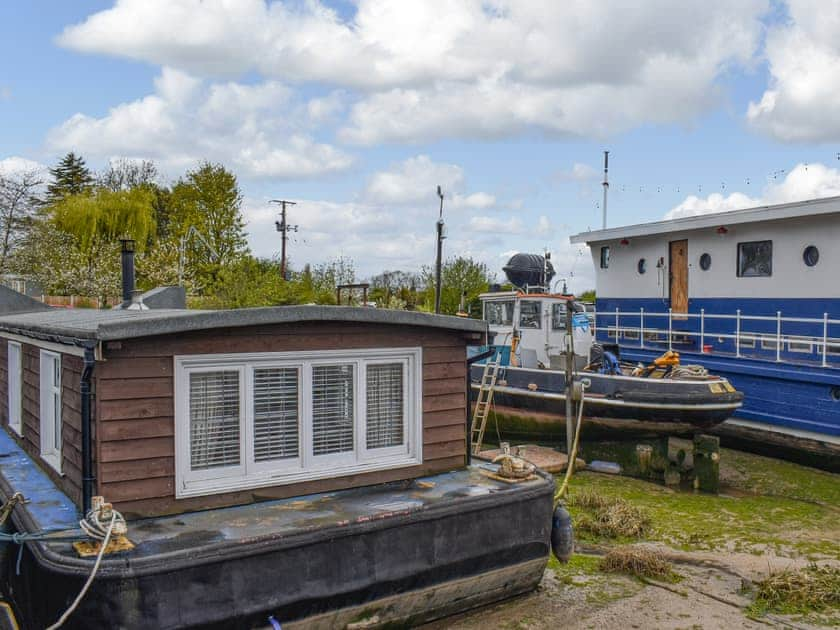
top-left (0, 339), bottom-right (85, 506)
top-left (95, 321), bottom-right (470, 518)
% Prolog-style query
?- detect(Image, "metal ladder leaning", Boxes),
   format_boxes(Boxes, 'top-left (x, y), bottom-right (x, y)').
top-left (470, 354), bottom-right (502, 456)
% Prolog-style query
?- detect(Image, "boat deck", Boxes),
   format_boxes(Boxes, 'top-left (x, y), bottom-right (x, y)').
top-left (0, 428), bottom-right (548, 567)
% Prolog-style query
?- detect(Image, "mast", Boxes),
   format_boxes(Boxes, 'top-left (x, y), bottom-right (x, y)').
top-left (602, 150), bottom-right (609, 229)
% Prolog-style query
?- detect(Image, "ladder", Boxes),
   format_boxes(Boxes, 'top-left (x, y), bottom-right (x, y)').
top-left (470, 355), bottom-right (502, 456)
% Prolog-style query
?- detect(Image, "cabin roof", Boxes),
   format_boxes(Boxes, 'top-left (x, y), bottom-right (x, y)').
top-left (0, 305), bottom-right (486, 344)
top-left (569, 195), bottom-right (840, 245)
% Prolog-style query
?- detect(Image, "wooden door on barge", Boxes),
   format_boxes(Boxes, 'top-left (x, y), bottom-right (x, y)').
top-left (669, 239), bottom-right (688, 317)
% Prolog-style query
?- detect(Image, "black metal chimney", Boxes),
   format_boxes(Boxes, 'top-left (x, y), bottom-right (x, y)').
top-left (120, 238), bottom-right (136, 304)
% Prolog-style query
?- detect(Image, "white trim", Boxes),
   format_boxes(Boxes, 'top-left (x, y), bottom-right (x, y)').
top-left (0, 332), bottom-right (91, 358)
top-left (7, 341), bottom-right (21, 436)
top-left (39, 350), bottom-right (62, 473)
top-left (174, 347), bottom-right (423, 499)
top-left (571, 195), bottom-right (840, 244)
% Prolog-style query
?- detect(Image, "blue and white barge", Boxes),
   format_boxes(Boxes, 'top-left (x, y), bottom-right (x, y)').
top-left (571, 196), bottom-right (840, 468)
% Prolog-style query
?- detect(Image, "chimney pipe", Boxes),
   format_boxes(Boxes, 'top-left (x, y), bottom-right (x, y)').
top-left (120, 238), bottom-right (136, 304)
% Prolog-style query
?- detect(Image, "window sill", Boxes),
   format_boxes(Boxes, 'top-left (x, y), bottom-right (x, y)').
top-left (176, 453), bottom-right (423, 499)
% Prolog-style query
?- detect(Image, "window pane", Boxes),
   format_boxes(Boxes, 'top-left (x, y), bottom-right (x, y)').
top-left (253, 367), bottom-right (299, 462)
top-left (552, 302), bottom-right (567, 329)
top-left (312, 365), bottom-right (354, 455)
top-left (519, 301), bottom-right (542, 329)
top-left (366, 364), bottom-right (404, 449)
top-left (190, 371), bottom-right (240, 470)
top-left (737, 240), bottom-right (772, 277)
top-left (53, 392), bottom-right (61, 450)
top-left (485, 301), bottom-right (514, 325)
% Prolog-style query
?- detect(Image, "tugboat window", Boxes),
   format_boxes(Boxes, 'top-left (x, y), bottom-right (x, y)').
top-left (737, 240), bottom-right (772, 277)
top-left (803, 245), bottom-right (819, 267)
top-left (485, 300), bottom-right (514, 326)
top-left (699, 253), bottom-right (712, 271)
top-left (637, 258), bottom-right (646, 274)
top-left (600, 246), bottom-right (610, 269)
top-left (519, 300), bottom-right (542, 329)
top-left (551, 302), bottom-right (567, 329)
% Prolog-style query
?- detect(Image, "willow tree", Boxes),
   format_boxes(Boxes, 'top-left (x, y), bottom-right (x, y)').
top-left (19, 187), bottom-right (156, 300)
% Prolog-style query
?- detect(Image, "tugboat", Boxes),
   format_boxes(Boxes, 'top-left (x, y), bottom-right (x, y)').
top-left (472, 254), bottom-right (744, 440)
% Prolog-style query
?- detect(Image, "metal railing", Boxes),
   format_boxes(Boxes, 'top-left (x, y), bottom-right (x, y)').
top-left (594, 307), bottom-right (840, 369)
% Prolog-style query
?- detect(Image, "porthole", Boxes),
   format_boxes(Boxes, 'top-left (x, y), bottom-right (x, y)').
top-left (832, 387), bottom-right (840, 402)
top-left (803, 245), bottom-right (819, 267)
top-left (699, 253), bottom-right (712, 271)
top-left (637, 258), bottom-right (646, 274)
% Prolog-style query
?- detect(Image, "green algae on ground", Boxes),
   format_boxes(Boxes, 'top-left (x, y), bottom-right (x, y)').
top-left (563, 449), bottom-right (840, 560)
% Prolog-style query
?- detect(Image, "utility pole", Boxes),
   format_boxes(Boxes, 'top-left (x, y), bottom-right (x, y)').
top-left (602, 150), bottom-right (609, 229)
top-left (434, 186), bottom-right (445, 314)
top-left (270, 199), bottom-right (298, 280)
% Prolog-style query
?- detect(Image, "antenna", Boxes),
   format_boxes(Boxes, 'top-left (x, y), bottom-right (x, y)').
top-left (434, 186), bottom-right (445, 313)
top-left (602, 150), bottom-right (609, 229)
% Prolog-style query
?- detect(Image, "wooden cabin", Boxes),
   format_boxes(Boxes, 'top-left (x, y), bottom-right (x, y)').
top-left (0, 306), bottom-right (486, 518)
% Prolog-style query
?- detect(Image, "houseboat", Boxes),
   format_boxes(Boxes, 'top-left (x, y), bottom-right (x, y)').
top-left (471, 254), bottom-right (743, 441)
top-left (0, 254), bottom-right (554, 628)
top-left (570, 195), bottom-right (840, 470)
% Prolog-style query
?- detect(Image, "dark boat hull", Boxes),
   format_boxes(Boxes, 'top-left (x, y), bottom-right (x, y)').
top-left (471, 364), bottom-right (743, 439)
top-left (1, 467), bottom-right (553, 630)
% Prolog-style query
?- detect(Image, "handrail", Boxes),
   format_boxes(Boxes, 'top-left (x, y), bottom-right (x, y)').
top-left (592, 305), bottom-right (839, 368)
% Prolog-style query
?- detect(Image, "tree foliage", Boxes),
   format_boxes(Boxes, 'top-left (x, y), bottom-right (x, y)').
top-left (421, 256), bottom-right (492, 316)
top-left (45, 152), bottom-right (94, 204)
top-left (0, 170), bottom-right (42, 274)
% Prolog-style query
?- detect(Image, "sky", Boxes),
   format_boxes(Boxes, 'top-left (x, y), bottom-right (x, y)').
top-left (3, 1), bottom-right (840, 292)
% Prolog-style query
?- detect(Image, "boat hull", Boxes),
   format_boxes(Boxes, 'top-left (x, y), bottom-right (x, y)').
top-left (1, 466), bottom-right (553, 630)
top-left (471, 364), bottom-right (743, 438)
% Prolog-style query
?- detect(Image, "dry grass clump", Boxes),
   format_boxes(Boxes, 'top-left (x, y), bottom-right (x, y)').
top-left (570, 490), bottom-right (651, 538)
top-left (750, 564), bottom-right (840, 616)
top-left (599, 546), bottom-right (677, 581)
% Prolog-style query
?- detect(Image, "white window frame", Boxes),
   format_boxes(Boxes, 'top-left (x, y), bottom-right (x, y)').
top-left (174, 347), bottom-right (423, 498)
top-left (39, 350), bottom-right (62, 473)
top-left (7, 341), bottom-right (22, 436)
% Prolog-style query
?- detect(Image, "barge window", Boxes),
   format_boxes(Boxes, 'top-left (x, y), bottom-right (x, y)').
top-left (366, 363), bottom-right (404, 449)
top-left (737, 240), bottom-right (772, 277)
top-left (803, 245), bottom-right (819, 267)
top-left (190, 370), bottom-right (241, 470)
top-left (485, 301), bottom-right (513, 326)
top-left (7, 341), bottom-right (21, 436)
top-left (39, 350), bottom-right (62, 473)
top-left (175, 348), bottom-right (421, 498)
top-left (312, 365), bottom-right (355, 455)
top-left (519, 301), bottom-right (542, 328)
top-left (253, 367), bottom-right (299, 461)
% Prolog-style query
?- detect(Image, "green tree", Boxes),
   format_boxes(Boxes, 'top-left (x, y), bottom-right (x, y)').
top-left (578, 289), bottom-right (596, 301)
top-left (168, 163), bottom-right (249, 292)
top-left (421, 256), bottom-right (492, 316)
top-left (0, 170), bottom-right (42, 273)
top-left (45, 152), bottom-right (94, 204)
top-left (310, 256), bottom-right (356, 303)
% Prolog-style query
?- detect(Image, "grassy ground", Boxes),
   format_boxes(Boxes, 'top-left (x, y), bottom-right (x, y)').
top-left (566, 448), bottom-right (840, 560)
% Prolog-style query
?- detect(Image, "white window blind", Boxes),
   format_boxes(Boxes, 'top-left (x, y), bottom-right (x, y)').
top-left (7, 342), bottom-right (21, 435)
top-left (253, 367), bottom-right (299, 462)
top-left (312, 364), bottom-right (355, 455)
top-left (190, 370), bottom-right (240, 470)
top-left (366, 363), bottom-right (404, 449)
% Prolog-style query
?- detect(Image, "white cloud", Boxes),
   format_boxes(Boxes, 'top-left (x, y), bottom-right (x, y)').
top-left (557, 163), bottom-right (599, 181)
top-left (47, 68), bottom-right (353, 178)
top-left (60, 1), bottom-right (768, 143)
top-left (363, 155), bottom-right (494, 208)
top-left (0, 157), bottom-right (47, 178)
top-left (748, 0), bottom-right (840, 141)
top-left (469, 215), bottom-right (524, 234)
top-left (666, 163), bottom-right (840, 219)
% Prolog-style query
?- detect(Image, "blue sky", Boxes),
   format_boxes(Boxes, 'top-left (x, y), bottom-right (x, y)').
top-left (3, 1), bottom-right (840, 290)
